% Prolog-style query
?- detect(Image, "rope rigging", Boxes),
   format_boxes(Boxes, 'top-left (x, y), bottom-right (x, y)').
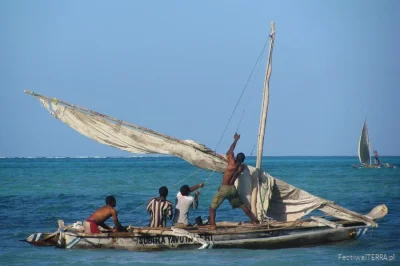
top-left (130, 37), bottom-right (271, 222)
top-left (213, 38), bottom-right (270, 154)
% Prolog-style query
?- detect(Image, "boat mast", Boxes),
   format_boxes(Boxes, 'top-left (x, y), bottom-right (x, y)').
top-left (256, 22), bottom-right (275, 171)
top-left (357, 122), bottom-right (363, 165)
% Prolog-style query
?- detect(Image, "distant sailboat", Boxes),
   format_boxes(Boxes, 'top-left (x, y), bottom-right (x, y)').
top-left (358, 121), bottom-right (372, 166)
top-left (353, 121), bottom-right (395, 169)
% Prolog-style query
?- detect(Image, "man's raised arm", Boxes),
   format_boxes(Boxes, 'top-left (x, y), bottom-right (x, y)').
top-left (189, 182), bottom-right (204, 192)
top-left (226, 133), bottom-right (240, 163)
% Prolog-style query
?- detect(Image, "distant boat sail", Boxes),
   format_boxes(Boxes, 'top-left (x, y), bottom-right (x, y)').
top-left (358, 121), bottom-right (371, 165)
top-left (353, 121), bottom-right (396, 169)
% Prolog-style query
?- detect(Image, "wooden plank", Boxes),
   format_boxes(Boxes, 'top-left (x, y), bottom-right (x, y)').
top-left (311, 216), bottom-right (343, 228)
top-left (322, 202), bottom-right (376, 226)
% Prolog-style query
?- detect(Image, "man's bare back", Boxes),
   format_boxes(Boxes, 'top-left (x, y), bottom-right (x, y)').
top-left (87, 205), bottom-right (118, 226)
top-left (85, 196), bottom-right (123, 233)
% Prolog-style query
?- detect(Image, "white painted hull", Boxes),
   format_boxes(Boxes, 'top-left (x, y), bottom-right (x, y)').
top-left (57, 225), bottom-right (369, 251)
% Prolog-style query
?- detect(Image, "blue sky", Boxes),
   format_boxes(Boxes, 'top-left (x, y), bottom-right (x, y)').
top-left (1, 0), bottom-right (399, 157)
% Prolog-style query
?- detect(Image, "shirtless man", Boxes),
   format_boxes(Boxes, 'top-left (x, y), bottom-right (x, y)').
top-left (209, 132), bottom-right (259, 229)
top-left (83, 195), bottom-right (124, 233)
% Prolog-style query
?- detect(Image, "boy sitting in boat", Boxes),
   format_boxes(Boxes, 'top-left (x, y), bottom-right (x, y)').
top-left (209, 133), bottom-right (259, 230)
top-left (83, 195), bottom-right (125, 234)
top-left (172, 182), bottom-right (204, 227)
top-left (146, 186), bottom-right (173, 227)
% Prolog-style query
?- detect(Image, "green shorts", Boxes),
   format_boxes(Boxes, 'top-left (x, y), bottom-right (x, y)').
top-left (211, 185), bottom-right (244, 209)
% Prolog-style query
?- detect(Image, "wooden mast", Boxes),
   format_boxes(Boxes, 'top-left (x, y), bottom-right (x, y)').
top-left (252, 22), bottom-right (275, 220)
top-left (256, 22), bottom-right (275, 171)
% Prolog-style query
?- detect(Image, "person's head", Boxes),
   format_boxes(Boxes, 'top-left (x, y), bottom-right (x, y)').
top-left (180, 185), bottom-right (190, 196)
top-left (159, 186), bottom-right (169, 198)
top-left (105, 195), bottom-right (116, 207)
top-left (235, 152), bottom-right (245, 164)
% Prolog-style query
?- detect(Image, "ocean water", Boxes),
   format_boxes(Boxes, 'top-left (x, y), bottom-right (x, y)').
top-left (0, 156), bottom-right (399, 266)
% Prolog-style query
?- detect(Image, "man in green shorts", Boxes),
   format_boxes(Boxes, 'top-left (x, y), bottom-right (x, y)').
top-left (208, 132), bottom-right (259, 229)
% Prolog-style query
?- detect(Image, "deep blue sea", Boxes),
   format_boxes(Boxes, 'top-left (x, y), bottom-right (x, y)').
top-left (0, 156), bottom-right (399, 265)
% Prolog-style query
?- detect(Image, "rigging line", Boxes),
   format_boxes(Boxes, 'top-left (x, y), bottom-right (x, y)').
top-left (235, 110), bottom-right (246, 133)
top-left (213, 38), bottom-right (270, 153)
top-left (250, 143), bottom-right (257, 156)
top-left (170, 168), bottom-right (202, 189)
top-left (127, 168), bottom-right (202, 214)
top-left (235, 45), bottom-right (268, 133)
top-left (203, 170), bottom-right (217, 185)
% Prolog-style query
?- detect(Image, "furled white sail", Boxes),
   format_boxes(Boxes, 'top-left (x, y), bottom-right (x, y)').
top-left (236, 166), bottom-right (327, 222)
top-left (26, 90), bottom-right (375, 226)
top-left (237, 168), bottom-right (375, 225)
top-left (358, 121), bottom-right (371, 165)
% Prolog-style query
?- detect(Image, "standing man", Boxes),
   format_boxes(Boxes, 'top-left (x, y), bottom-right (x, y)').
top-left (146, 186), bottom-right (173, 227)
top-left (84, 195), bottom-right (125, 233)
top-left (209, 133), bottom-right (259, 229)
top-left (373, 150), bottom-right (381, 165)
top-left (173, 182), bottom-right (204, 227)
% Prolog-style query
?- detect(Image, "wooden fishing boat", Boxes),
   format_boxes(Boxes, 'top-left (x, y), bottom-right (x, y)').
top-left (24, 204), bottom-right (387, 250)
top-left (23, 22), bottom-right (389, 251)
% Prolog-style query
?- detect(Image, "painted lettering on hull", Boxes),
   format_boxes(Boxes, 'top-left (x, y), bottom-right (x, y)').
top-left (137, 236), bottom-right (166, 245)
top-left (137, 235), bottom-right (213, 245)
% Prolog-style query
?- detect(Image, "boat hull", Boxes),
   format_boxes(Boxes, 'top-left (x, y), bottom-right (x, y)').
top-left (55, 225), bottom-right (368, 251)
top-left (352, 164), bottom-right (396, 169)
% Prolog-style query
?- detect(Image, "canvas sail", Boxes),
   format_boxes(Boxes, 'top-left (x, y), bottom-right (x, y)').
top-left (28, 91), bottom-right (227, 173)
top-left (358, 121), bottom-right (371, 165)
top-left (237, 168), bottom-right (375, 225)
top-left (25, 90), bottom-right (375, 226)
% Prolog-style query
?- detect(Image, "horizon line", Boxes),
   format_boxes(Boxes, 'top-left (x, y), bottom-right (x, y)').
top-left (1, 155), bottom-right (400, 158)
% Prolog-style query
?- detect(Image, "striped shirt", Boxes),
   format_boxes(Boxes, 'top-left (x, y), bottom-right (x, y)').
top-left (146, 197), bottom-right (173, 227)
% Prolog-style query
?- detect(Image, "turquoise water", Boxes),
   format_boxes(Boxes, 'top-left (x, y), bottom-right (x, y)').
top-left (0, 156), bottom-right (399, 265)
